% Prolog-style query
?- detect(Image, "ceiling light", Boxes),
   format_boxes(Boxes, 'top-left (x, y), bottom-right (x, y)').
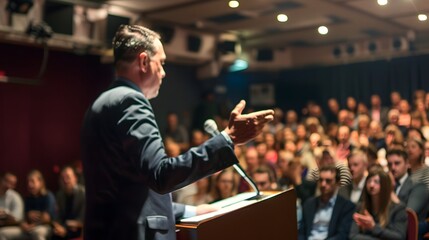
top-left (229, 59), bottom-right (248, 72)
top-left (418, 14), bottom-right (427, 21)
top-left (377, 0), bottom-right (388, 6)
top-left (318, 26), bottom-right (328, 35)
top-left (229, 0), bottom-right (239, 8)
top-left (277, 14), bottom-right (288, 22)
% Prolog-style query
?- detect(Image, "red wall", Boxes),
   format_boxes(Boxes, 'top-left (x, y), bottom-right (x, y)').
top-left (0, 42), bottom-right (114, 193)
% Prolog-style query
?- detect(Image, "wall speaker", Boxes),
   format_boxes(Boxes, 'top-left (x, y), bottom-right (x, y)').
top-left (218, 40), bottom-right (236, 54)
top-left (187, 34), bottom-right (201, 52)
top-left (256, 49), bottom-right (274, 61)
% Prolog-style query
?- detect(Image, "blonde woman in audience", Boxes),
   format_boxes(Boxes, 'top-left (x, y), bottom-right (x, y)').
top-left (382, 124), bottom-right (404, 150)
top-left (387, 109), bottom-right (400, 127)
top-left (349, 166), bottom-right (407, 240)
top-left (406, 137), bottom-right (429, 190)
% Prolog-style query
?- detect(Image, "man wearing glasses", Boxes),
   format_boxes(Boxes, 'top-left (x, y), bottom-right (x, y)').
top-left (299, 165), bottom-right (355, 240)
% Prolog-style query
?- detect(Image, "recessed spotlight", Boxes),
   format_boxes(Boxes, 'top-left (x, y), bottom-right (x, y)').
top-left (318, 26), bottom-right (328, 35)
top-left (229, 0), bottom-right (239, 8)
top-left (377, 0), bottom-right (388, 6)
top-left (277, 14), bottom-right (288, 22)
top-left (418, 14), bottom-right (428, 21)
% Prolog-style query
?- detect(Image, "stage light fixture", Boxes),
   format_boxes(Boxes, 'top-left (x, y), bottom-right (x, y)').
top-left (6, 0), bottom-right (34, 14)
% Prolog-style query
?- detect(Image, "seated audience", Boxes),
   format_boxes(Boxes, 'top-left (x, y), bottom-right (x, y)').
top-left (52, 166), bottom-right (85, 240)
top-left (1, 170), bottom-right (56, 240)
top-left (349, 166), bottom-right (407, 240)
top-left (299, 165), bottom-right (355, 240)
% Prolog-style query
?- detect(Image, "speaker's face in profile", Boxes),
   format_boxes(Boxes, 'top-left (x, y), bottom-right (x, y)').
top-left (142, 39), bottom-right (166, 99)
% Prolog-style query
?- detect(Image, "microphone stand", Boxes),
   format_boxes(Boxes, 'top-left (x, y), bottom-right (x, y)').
top-left (232, 164), bottom-right (260, 196)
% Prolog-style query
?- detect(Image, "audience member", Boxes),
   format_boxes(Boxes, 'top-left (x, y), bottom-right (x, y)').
top-left (164, 112), bottom-right (189, 152)
top-left (336, 125), bottom-right (355, 163)
top-left (52, 166), bottom-right (85, 240)
top-left (276, 151), bottom-right (295, 189)
top-left (326, 98), bottom-right (339, 124)
top-left (339, 150), bottom-right (368, 204)
top-left (349, 166), bottom-right (407, 240)
top-left (390, 91), bottom-right (402, 110)
top-left (210, 169), bottom-right (237, 203)
top-left (406, 138), bottom-right (429, 190)
top-left (346, 97), bottom-right (357, 114)
top-left (386, 149), bottom-right (429, 221)
top-left (299, 165), bottom-right (355, 240)
top-left (0, 173), bottom-right (24, 238)
top-left (251, 166), bottom-right (277, 191)
top-left (307, 146), bottom-right (352, 187)
top-left (369, 94), bottom-right (389, 127)
top-left (238, 147), bottom-right (260, 193)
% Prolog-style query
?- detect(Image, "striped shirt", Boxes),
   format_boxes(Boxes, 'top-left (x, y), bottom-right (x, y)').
top-left (410, 165), bottom-right (429, 191)
top-left (306, 162), bottom-right (352, 186)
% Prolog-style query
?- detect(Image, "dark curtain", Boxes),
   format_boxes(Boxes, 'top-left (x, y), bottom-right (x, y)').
top-left (224, 54), bottom-right (429, 112)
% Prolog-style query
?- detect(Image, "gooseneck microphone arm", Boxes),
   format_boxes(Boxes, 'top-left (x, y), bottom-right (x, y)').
top-left (204, 119), bottom-right (261, 196)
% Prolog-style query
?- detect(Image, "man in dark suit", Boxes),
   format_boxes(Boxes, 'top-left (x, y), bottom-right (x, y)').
top-left (386, 148), bottom-right (429, 221)
top-left (299, 165), bottom-right (355, 240)
top-left (81, 25), bottom-right (274, 240)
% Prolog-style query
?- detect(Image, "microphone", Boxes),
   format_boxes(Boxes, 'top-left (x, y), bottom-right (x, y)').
top-left (204, 119), bottom-right (220, 136)
top-left (203, 119), bottom-right (260, 196)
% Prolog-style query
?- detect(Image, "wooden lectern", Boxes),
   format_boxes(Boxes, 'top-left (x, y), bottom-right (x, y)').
top-left (176, 189), bottom-right (297, 240)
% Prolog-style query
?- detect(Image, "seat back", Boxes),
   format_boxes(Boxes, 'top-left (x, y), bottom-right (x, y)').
top-left (406, 208), bottom-right (418, 240)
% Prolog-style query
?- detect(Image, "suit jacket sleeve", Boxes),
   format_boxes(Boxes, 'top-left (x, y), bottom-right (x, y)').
top-left (371, 203), bottom-right (407, 240)
top-left (117, 91), bottom-right (238, 194)
top-left (172, 202), bottom-right (186, 221)
top-left (406, 182), bottom-right (429, 219)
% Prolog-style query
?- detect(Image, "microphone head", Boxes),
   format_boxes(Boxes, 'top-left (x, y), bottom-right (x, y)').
top-left (204, 119), bottom-right (219, 136)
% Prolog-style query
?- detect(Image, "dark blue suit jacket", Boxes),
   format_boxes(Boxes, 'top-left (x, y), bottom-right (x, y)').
top-left (299, 194), bottom-right (355, 240)
top-left (81, 78), bottom-right (238, 240)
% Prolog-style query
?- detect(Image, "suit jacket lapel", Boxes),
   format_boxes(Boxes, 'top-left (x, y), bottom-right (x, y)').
top-left (328, 196), bottom-right (342, 237)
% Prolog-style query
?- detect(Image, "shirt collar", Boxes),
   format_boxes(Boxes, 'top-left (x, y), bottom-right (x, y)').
top-left (354, 176), bottom-right (366, 190)
top-left (112, 77), bottom-right (141, 93)
top-left (398, 173), bottom-right (409, 186)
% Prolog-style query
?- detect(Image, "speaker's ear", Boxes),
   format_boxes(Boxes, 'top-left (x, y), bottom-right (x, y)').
top-left (139, 52), bottom-right (149, 72)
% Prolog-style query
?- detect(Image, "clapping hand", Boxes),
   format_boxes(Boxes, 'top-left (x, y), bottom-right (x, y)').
top-left (353, 210), bottom-right (375, 230)
top-left (224, 100), bottom-right (274, 145)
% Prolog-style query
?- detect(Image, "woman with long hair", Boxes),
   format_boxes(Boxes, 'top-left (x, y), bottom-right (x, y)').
top-left (210, 169), bottom-right (237, 203)
top-left (406, 137), bottom-right (429, 190)
top-left (349, 166), bottom-right (407, 240)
